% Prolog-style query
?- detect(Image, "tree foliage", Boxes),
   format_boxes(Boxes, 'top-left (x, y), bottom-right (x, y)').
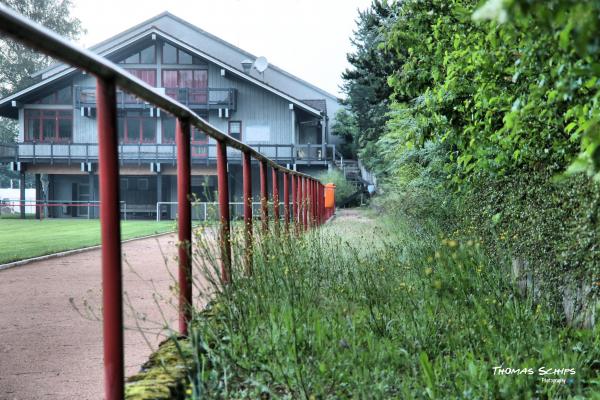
top-left (343, 0), bottom-right (600, 316)
top-left (341, 0), bottom-right (401, 163)
top-left (373, 0), bottom-right (600, 181)
top-left (0, 0), bottom-right (82, 143)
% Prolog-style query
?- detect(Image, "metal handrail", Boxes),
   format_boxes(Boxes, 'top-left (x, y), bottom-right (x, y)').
top-left (0, 5), bottom-right (333, 400)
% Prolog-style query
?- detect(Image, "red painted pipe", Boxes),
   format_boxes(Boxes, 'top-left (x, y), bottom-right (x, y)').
top-left (242, 151), bottom-right (253, 275)
top-left (175, 117), bottom-right (192, 336)
top-left (283, 172), bottom-right (289, 232)
top-left (311, 180), bottom-right (315, 225)
top-left (306, 178), bottom-right (312, 228)
top-left (272, 167), bottom-right (279, 232)
top-left (217, 140), bottom-right (231, 283)
top-left (96, 78), bottom-right (124, 400)
top-left (310, 179), bottom-right (315, 227)
top-left (259, 161), bottom-right (268, 233)
top-left (320, 184), bottom-right (324, 225)
top-left (302, 177), bottom-right (308, 230)
top-left (292, 174), bottom-right (298, 233)
top-left (316, 182), bottom-right (320, 225)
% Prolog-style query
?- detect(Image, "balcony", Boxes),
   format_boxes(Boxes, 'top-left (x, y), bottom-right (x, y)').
top-left (12, 142), bottom-right (336, 166)
top-left (0, 143), bottom-right (17, 162)
top-left (75, 86), bottom-right (237, 112)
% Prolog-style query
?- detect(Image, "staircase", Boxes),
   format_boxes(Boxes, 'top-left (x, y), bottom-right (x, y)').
top-left (332, 151), bottom-right (377, 207)
top-left (334, 159), bottom-right (361, 187)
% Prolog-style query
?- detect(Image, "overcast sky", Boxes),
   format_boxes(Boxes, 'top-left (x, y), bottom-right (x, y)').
top-left (71, 0), bottom-right (373, 98)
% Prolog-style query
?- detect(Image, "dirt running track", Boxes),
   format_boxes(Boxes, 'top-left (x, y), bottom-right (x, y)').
top-left (0, 234), bottom-right (204, 400)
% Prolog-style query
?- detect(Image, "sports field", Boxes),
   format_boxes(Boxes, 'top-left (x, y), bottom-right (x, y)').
top-left (0, 218), bottom-right (175, 264)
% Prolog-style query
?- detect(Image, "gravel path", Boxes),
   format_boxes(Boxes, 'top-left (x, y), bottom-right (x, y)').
top-left (0, 233), bottom-right (204, 400)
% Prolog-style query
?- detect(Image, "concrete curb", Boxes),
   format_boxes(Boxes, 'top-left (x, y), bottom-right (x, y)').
top-left (0, 231), bottom-right (176, 272)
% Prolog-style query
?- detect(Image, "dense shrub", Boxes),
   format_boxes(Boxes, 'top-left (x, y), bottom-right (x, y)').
top-left (316, 169), bottom-right (356, 206)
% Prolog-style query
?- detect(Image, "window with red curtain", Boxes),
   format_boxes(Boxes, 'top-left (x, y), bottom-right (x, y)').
top-left (123, 69), bottom-right (156, 103)
top-left (162, 69), bottom-right (207, 104)
top-left (24, 110), bottom-right (72, 143)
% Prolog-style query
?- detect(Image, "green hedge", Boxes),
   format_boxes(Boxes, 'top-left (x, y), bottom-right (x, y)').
top-left (458, 168), bottom-right (600, 325)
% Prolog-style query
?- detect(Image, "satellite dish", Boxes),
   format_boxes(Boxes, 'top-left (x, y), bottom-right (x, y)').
top-left (254, 56), bottom-right (269, 73)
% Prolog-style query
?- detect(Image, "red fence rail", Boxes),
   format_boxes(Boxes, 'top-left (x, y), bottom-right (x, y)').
top-left (0, 4), bottom-right (335, 400)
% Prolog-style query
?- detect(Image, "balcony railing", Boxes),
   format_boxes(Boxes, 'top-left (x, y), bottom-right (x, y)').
top-left (75, 86), bottom-right (237, 111)
top-left (0, 143), bottom-right (17, 162)
top-left (14, 141), bottom-right (336, 165)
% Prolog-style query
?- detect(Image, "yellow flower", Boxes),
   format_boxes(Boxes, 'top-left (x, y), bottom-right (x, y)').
top-left (425, 267), bottom-right (433, 276)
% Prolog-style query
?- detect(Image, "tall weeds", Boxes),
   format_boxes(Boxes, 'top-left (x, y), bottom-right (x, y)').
top-left (179, 213), bottom-right (600, 399)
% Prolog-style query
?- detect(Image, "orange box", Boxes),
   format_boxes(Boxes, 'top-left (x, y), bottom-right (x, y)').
top-left (324, 183), bottom-right (336, 208)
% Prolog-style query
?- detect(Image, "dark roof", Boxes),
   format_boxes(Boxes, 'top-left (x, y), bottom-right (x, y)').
top-left (301, 99), bottom-right (327, 114)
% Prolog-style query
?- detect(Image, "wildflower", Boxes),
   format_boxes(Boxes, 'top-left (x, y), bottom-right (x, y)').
top-left (447, 239), bottom-right (458, 248)
top-left (425, 267), bottom-right (433, 276)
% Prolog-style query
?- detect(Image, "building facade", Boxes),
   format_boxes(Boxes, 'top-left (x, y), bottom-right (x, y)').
top-left (0, 12), bottom-right (342, 218)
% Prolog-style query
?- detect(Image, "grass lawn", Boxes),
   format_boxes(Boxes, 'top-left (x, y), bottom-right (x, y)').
top-left (0, 218), bottom-right (175, 264)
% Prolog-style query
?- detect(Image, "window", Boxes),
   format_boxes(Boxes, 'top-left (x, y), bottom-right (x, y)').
top-left (162, 43), bottom-right (177, 64)
top-left (25, 110), bottom-right (72, 143)
top-left (162, 70), bottom-right (208, 104)
top-left (35, 86), bottom-right (73, 105)
top-left (126, 69), bottom-right (157, 86)
top-left (162, 117), bottom-right (176, 144)
top-left (229, 121), bottom-right (242, 141)
top-left (123, 69), bottom-right (157, 103)
top-left (117, 111), bottom-right (156, 143)
top-left (137, 178), bottom-right (149, 191)
top-left (162, 42), bottom-right (203, 65)
top-left (119, 45), bottom-right (156, 64)
top-left (191, 128), bottom-right (208, 157)
top-left (162, 116), bottom-right (208, 146)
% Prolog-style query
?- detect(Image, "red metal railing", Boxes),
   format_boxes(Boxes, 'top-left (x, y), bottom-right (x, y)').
top-left (0, 5), bottom-right (335, 400)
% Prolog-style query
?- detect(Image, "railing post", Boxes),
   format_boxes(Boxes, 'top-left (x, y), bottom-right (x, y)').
top-left (313, 180), bottom-right (318, 225)
top-left (217, 140), bottom-right (232, 283)
top-left (283, 172), bottom-right (290, 233)
top-left (310, 179), bottom-right (315, 227)
top-left (296, 176), bottom-right (304, 233)
top-left (96, 77), bottom-right (124, 400)
top-left (307, 179), bottom-right (312, 228)
top-left (302, 177), bottom-right (308, 230)
top-left (259, 160), bottom-right (268, 234)
top-left (319, 183), bottom-right (324, 225)
top-left (309, 180), bottom-right (314, 226)
top-left (291, 174), bottom-right (297, 230)
top-left (272, 166), bottom-right (279, 234)
top-left (175, 117), bottom-right (192, 336)
top-left (242, 151), bottom-right (253, 275)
